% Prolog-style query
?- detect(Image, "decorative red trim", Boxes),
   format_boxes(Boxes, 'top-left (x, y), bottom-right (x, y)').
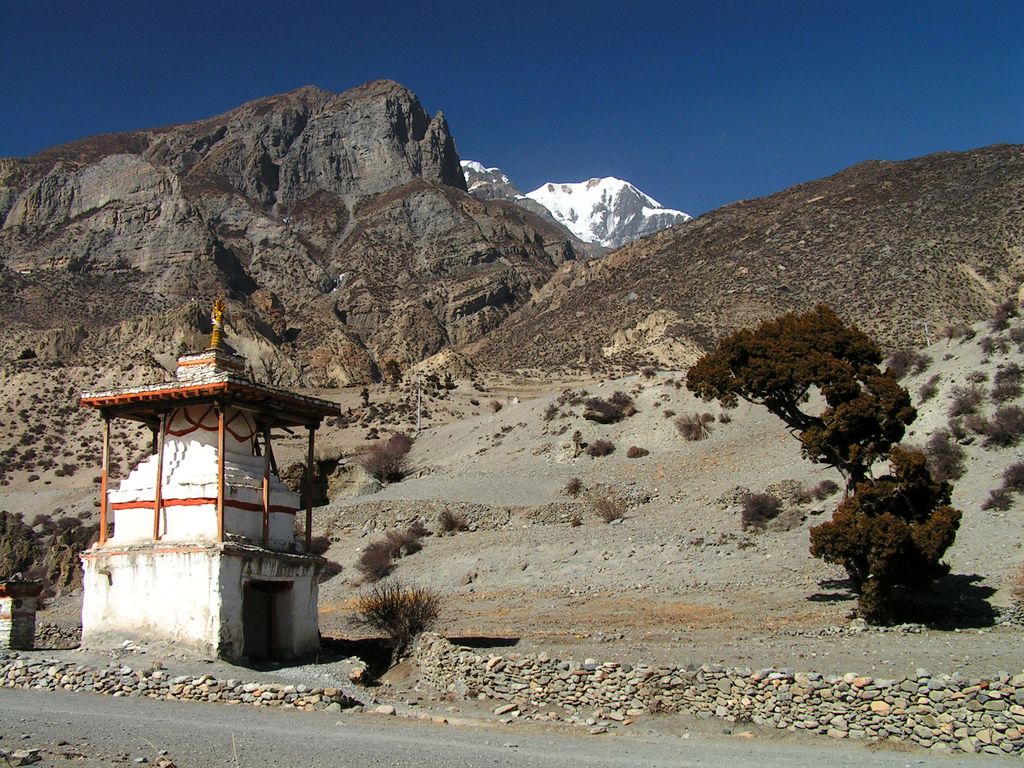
top-left (110, 497), bottom-right (295, 514)
top-left (166, 405), bottom-right (255, 442)
top-left (82, 545), bottom-right (212, 559)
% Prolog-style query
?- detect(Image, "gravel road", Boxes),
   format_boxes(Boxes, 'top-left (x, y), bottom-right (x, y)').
top-left (0, 688), bottom-right (1014, 767)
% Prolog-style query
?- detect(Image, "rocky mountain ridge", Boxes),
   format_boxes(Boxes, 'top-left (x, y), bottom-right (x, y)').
top-left (2, 81), bottom-right (1023, 387)
top-left (0, 81), bottom-right (577, 385)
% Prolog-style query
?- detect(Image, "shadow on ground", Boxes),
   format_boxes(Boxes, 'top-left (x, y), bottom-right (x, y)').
top-left (805, 574), bottom-right (997, 628)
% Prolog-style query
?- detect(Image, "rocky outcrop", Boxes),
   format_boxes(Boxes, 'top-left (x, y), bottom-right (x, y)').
top-left (0, 81), bottom-right (576, 384)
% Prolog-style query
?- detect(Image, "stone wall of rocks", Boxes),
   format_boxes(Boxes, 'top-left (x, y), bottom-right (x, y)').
top-left (34, 622), bottom-right (81, 650)
top-left (414, 633), bottom-right (1024, 756)
top-left (0, 653), bottom-right (361, 712)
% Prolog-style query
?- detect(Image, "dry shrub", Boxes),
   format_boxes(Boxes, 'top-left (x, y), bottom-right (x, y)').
top-left (948, 386), bottom-right (984, 418)
top-left (355, 579), bottom-right (441, 661)
top-left (948, 417), bottom-right (967, 441)
top-left (675, 412), bottom-right (714, 441)
top-left (1008, 565), bottom-right (1024, 607)
top-left (986, 464), bottom-right (1024, 510)
top-left (1010, 325), bottom-right (1024, 350)
top-left (991, 299), bottom-right (1018, 331)
top-left (992, 364), bottom-right (1024, 403)
top-left (582, 392), bottom-right (636, 424)
top-left (439, 509), bottom-right (469, 534)
top-left (357, 540), bottom-right (395, 582)
top-left (925, 429), bottom-right (966, 483)
top-left (564, 477), bottom-right (583, 496)
top-left (406, 520), bottom-right (430, 538)
top-left (319, 561), bottom-right (344, 583)
top-left (798, 479), bottom-right (839, 503)
top-left (490, 400), bottom-right (503, 413)
top-left (1003, 462), bottom-right (1024, 492)
top-left (640, 366), bottom-right (657, 379)
top-left (307, 535), bottom-right (332, 555)
top-left (359, 433), bottom-right (413, 484)
top-left (626, 446), bottom-right (649, 458)
top-left (813, 479), bottom-right (840, 500)
top-left (542, 402), bottom-right (559, 421)
top-left (384, 525), bottom-right (426, 558)
top-left (983, 489), bottom-right (1013, 511)
top-left (717, 412), bottom-right (732, 424)
top-left (569, 515), bottom-right (582, 527)
top-left (740, 493), bottom-right (782, 531)
top-left (979, 405), bottom-right (1024, 448)
top-left (918, 374), bottom-right (941, 403)
top-left (586, 438), bottom-right (615, 457)
top-left (887, 349), bottom-right (931, 380)
top-left (593, 494), bottom-right (626, 523)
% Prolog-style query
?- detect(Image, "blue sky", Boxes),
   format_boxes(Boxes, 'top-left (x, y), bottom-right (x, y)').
top-left (2, 0), bottom-right (1022, 214)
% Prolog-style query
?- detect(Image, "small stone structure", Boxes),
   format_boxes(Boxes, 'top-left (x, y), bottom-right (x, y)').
top-left (79, 301), bottom-right (338, 662)
top-left (415, 633), bottom-right (1024, 755)
top-left (0, 580), bottom-right (43, 650)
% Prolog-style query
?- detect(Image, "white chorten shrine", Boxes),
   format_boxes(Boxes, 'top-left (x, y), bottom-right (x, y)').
top-left (79, 300), bottom-right (338, 661)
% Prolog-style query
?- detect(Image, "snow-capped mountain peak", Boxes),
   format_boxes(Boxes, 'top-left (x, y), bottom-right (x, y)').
top-left (460, 160), bottom-right (690, 249)
top-left (460, 160), bottom-right (521, 200)
top-left (525, 177), bottom-right (690, 249)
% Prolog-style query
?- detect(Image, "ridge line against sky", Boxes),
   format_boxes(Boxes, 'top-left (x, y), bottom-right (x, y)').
top-left (2, 0), bottom-right (1022, 215)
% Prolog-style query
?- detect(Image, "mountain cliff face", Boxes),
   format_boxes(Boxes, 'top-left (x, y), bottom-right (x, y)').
top-left (460, 160), bottom-right (689, 249)
top-left (474, 144), bottom-right (1024, 372)
top-left (0, 81), bottom-right (576, 384)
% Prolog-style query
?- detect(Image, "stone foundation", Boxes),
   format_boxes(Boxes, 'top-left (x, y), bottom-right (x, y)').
top-left (81, 542), bottom-right (321, 661)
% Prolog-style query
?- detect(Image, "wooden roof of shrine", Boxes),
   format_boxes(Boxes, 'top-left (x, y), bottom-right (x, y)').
top-left (81, 300), bottom-right (340, 428)
top-left (81, 374), bottom-right (339, 428)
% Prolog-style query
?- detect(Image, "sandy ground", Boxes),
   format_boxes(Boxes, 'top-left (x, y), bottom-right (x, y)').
top-left (7, 322), bottom-right (1024, 686)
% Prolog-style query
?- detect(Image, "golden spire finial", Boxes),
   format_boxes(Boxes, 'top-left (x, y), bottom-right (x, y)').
top-left (209, 297), bottom-right (225, 351)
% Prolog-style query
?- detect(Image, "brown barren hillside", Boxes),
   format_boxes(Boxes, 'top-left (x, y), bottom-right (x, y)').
top-left (475, 144), bottom-right (1024, 373)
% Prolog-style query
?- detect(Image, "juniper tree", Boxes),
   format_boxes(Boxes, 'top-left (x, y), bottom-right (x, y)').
top-left (686, 304), bottom-right (915, 489)
top-left (687, 304), bottom-right (960, 623)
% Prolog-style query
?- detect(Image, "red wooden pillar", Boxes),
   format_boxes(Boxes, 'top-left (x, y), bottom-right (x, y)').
top-left (305, 425), bottom-right (316, 552)
top-left (152, 413), bottom-right (168, 541)
top-left (261, 425), bottom-right (271, 548)
top-left (216, 405), bottom-right (225, 543)
top-left (99, 414), bottom-right (111, 545)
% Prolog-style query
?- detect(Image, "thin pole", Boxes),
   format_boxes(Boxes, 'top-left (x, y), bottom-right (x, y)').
top-left (416, 375), bottom-right (422, 435)
top-left (261, 425), bottom-right (271, 548)
top-left (152, 413), bottom-right (168, 541)
top-left (99, 415), bottom-right (110, 545)
top-left (217, 405), bottom-right (225, 543)
top-left (305, 426), bottom-right (315, 552)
